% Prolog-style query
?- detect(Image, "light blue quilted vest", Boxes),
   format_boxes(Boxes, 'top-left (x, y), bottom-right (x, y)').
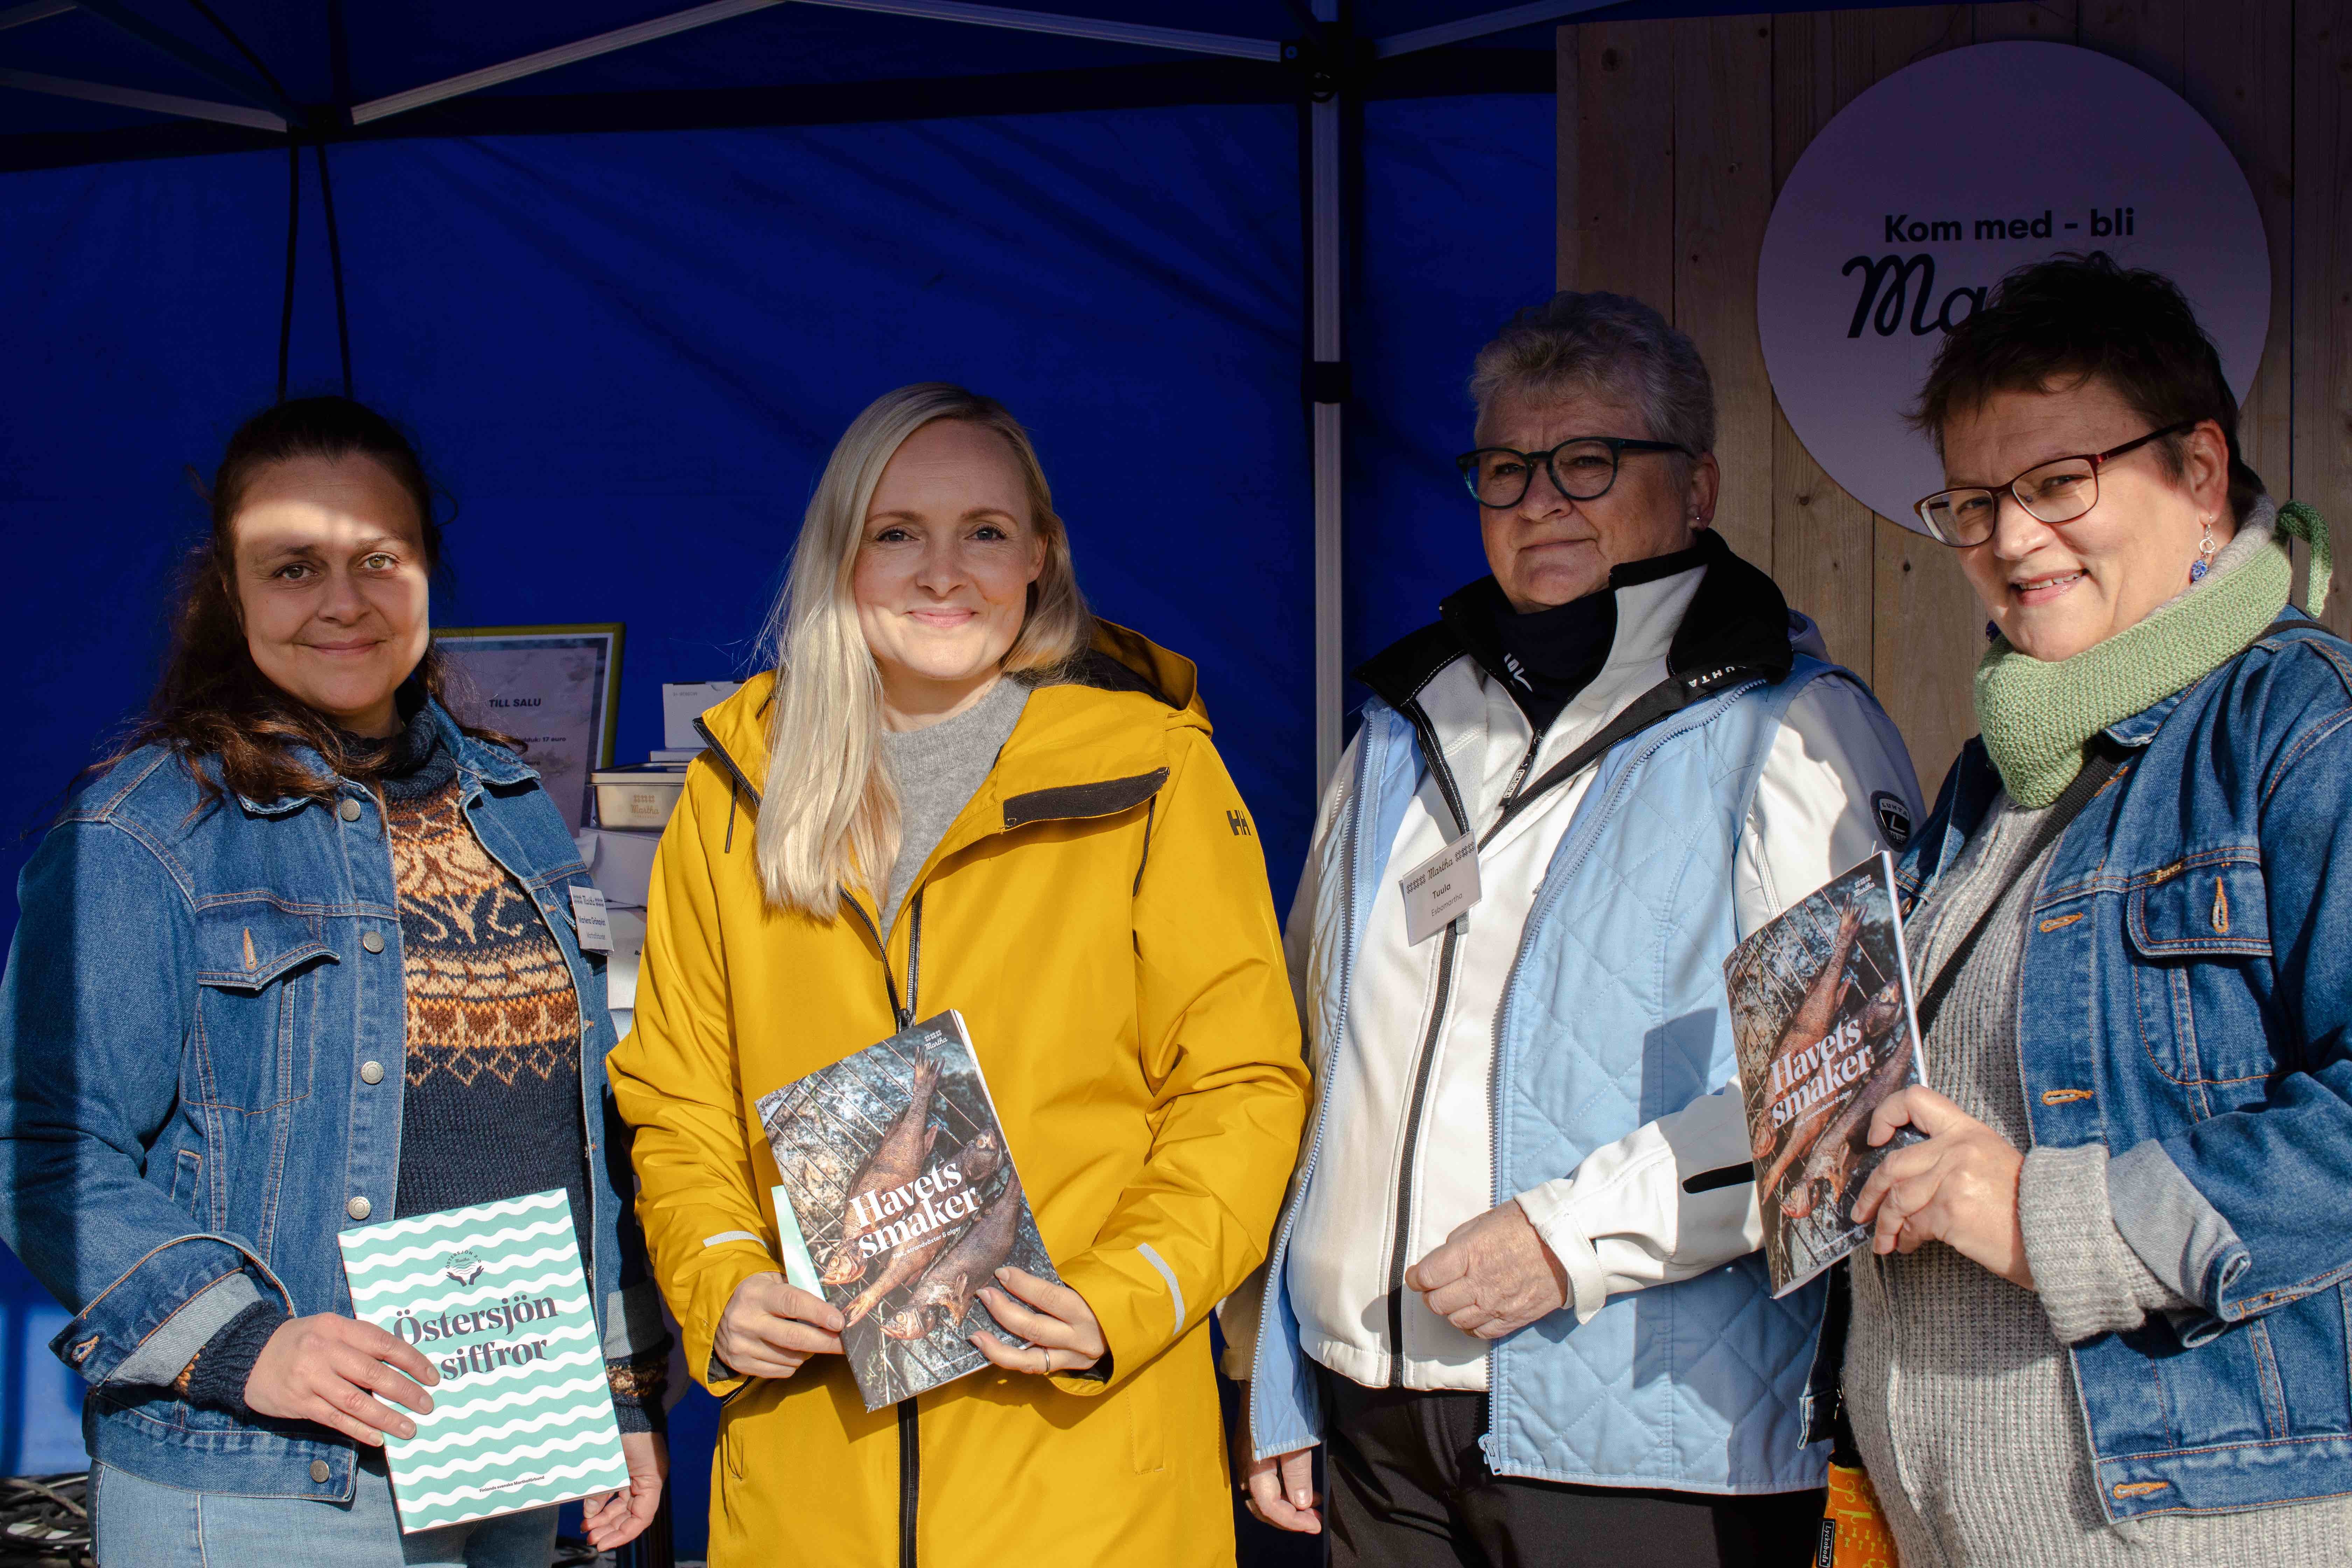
top-left (1250, 650), bottom-right (1876, 1493)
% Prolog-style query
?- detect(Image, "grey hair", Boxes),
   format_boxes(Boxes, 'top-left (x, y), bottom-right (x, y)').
top-left (1468, 291), bottom-right (1716, 473)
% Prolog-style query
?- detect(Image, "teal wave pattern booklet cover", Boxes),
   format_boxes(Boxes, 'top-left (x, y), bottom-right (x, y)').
top-left (336, 1190), bottom-right (628, 1532)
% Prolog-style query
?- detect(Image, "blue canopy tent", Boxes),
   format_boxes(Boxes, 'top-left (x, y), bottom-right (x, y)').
top-left (0, 0), bottom-right (1580, 1552)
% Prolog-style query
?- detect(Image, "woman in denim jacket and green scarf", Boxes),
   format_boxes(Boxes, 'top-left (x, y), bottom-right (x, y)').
top-left (1821, 252), bottom-right (2348, 1563)
top-left (0, 398), bottom-right (670, 1566)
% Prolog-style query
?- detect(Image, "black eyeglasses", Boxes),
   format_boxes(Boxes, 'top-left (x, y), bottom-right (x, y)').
top-left (1913, 421), bottom-right (2199, 546)
top-left (1455, 436), bottom-right (1693, 509)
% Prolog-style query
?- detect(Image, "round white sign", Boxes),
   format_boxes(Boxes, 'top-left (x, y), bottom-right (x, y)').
top-left (1757, 42), bottom-right (2270, 533)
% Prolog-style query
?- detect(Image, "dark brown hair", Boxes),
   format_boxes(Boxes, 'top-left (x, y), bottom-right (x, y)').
top-left (99, 396), bottom-right (509, 806)
top-left (1910, 251), bottom-right (2263, 522)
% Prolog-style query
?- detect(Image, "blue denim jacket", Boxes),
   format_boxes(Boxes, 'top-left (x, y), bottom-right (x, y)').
top-left (1850, 618), bottom-right (2352, 1521)
top-left (0, 700), bottom-right (664, 1500)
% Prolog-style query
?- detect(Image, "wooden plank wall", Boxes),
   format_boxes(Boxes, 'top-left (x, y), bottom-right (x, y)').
top-left (1558, 2), bottom-right (2349, 796)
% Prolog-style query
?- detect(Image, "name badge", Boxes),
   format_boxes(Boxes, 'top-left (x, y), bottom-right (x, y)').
top-left (567, 884), bottom-right (614, 953)
top-left (1400, 832), bottom-right (1480, 946)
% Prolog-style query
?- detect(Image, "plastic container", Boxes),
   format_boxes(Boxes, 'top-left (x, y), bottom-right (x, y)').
top-left (593, 769), bottom-right (686, 830)
top-left (576, 827), bottom-right (663, 910)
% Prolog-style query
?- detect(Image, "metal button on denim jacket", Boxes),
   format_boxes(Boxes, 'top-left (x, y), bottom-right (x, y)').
top-left (0, 698), bottom-right (665, 1501)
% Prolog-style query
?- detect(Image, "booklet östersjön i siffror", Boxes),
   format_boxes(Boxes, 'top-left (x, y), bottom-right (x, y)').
top-left (335, 1190), bottom-right (628, 1532)
top-left (757, 1009), bottom-right (1057, 1410)
top-left (1723, 852), bottom-right (1928, 1296)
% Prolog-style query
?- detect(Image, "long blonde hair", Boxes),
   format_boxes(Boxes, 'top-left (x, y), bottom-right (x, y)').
top-left (755, 384), bottom-right (1092, 917)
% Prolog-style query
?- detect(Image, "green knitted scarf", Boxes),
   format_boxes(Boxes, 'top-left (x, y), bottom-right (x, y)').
top-left (1974, 502), bottom-right (2333, 807)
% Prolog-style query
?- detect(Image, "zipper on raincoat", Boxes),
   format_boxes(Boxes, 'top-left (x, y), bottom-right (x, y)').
top-left (843, 886), bottom-right (926, 1567)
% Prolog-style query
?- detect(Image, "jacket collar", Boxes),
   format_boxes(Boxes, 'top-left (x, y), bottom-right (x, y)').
top-left (693, 620), bottom-right (1198, 840)
top-left (1353, 529), bottom-right (1795, 712)
top-left (2102, 690), bottom-right (2189, 748)
top-left (231, 696), bottom-right (534, 814)
top-left (2097, 609), bottom-right (2334, 749)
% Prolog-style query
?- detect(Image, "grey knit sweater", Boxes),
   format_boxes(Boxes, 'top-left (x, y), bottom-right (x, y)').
top-left (876, 675), bottom-right (1029, 939)
top-left (1844, 527), bottom-right (2348, 1564)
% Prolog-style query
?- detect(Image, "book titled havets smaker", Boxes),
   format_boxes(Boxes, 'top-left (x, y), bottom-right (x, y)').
top-left (757, 1010), bottom-right (1058, 1411)
top-left (336, 1190), bottom-right (629, 1532)
top-left (1723, 852), bottom-right (1928, 1296)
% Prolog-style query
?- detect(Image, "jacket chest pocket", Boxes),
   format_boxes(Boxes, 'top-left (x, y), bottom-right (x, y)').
top-left (190, 905), bottom-right (336, 1112)
top-left (2123, 856), bottom-right (2278, 1087)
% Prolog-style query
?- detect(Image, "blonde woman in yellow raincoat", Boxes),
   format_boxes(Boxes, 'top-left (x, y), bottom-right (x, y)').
top-left (608, 383), bottom-right (1309, 1568)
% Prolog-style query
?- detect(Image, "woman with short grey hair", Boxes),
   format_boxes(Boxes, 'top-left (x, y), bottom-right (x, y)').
top-left (1467, 289), bottom-right (1717, 482)
top-left (1225, 290), bottom-right (1920, 1568)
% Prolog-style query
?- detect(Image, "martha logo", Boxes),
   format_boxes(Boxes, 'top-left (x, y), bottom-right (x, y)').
top-left (442, 1250), bottom-right (486, 1287)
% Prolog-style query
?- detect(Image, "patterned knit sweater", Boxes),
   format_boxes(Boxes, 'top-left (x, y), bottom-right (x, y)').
top-left (180, 721), bottom-right (665, 1433)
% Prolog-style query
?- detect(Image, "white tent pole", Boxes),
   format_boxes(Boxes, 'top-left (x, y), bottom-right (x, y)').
top-left (352, 0), bottom-right (1283, 125)
top-left (352, 0), bottom-right (786, 124)
top-left (790, 0), bottom-right (1281, 60)
top-left (0, 65), bottom-right (286, 129)
top-left (1373, 0), bottom-right (1614, 58)
top-left (1310, 0), bottom-right (1343, 796)
top-left (0, 2), bottom-right (74, 34)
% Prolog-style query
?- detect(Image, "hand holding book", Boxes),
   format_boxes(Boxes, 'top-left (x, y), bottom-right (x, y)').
top-left (1848, 1084), bottom-right (2034, 1289)
top-left (580, 1433), bottom-right (669, 1554)
top-left (243, 1311), bottom-right (441, 1446)
top-left (715, 1273), bottom-right (845, 1379)
top-left (969, 1265), bottom-right (1105, 1376)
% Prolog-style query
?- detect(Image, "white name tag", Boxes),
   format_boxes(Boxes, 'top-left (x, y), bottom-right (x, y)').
top-left (1400, 831), bottom-right (1480, 946)
top-left (567, 884), bottom-right (614, 953)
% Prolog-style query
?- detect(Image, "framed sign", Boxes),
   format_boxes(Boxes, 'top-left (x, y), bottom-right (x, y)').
top-left (434, 624), bottom-right (623, 835)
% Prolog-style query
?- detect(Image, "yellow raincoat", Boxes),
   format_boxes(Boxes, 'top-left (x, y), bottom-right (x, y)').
top-left (608, 624), bottom-right (1308, 1567)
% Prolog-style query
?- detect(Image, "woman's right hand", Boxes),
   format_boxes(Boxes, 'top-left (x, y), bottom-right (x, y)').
top-left (715, 1271), bottom-right (844, 1379)
top-left (1241, 1446), bottom-right (1322, 1534)
top-left (242, 1314), bottom-right (439, 1446)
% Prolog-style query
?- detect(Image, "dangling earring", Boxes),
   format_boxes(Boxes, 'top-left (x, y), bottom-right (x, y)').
top-left (1985, 620), bottom-right (2000, 643)
top-left (2189, 516), bottom-right (2217, 583)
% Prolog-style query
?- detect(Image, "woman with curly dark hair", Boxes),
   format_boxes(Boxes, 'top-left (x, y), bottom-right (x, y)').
top-left (1827, 253), bottom-right (2348, 1562)
top-left (0, 398), bottom-right (670, 1567)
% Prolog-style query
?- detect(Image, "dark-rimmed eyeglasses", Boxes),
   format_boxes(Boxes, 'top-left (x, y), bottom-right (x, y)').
top-left (1455, 437), bottom-right (1693, 509)
top-left (1913, 421), bottom-right (2198, 546)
